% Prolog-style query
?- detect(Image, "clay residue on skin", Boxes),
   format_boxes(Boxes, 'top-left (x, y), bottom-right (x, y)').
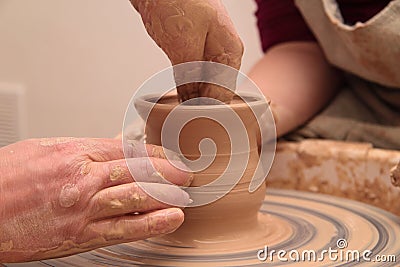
top-left (134, 0), bottom-right (243, 103)
top-left (37, 237), bottom-right (106, 260)
top-left (390, 161), bottom-right (400, 187)
top-left (151, 147), bottom-right (166, 160)
top-left (109, 199), bottom-right (123, 209)
top-left (130, 191), bottom-right (146, 209)
top-left (0, 240), bottom-right (13, 252)
top-left (110, 165), bottom-right (125, 181)
top-left (100, 188), bottom-right (148, 212)
top-left (59, 184), bottom-right (80, 208)
top-left (80, 162), bottom-right (91, 176)
top-left (39, 137), bottom-right (76, 147)
top-left (152, 146), bottom-right (181, 161)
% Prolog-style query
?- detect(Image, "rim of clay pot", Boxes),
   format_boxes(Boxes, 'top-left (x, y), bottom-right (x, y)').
top-left (134, 92), bottom-right (268, 112)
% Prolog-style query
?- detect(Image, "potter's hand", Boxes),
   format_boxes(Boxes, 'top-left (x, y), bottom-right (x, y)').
top-left (0, 138), bottom-right (192, 263)
top-left (131, 0), bottom-right (244, 102)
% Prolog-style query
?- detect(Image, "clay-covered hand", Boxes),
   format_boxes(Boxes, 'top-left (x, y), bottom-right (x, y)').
top-left (0, 138), bottom-right (192, 263)
top-left (131, 0), bottom-right (244, 102)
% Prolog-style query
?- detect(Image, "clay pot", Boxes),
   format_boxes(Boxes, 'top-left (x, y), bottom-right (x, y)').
top-left (135, 93), bottom-right (270, 250)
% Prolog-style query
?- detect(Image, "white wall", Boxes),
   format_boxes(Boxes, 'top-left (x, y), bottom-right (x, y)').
top-left (0, 0), bottom-right (262, 139)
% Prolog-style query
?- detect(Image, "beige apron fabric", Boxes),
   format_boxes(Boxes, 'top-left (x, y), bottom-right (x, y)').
top-left (283, 0), bottom-right (400, 149)
top-left (295, 0), bottom-right (400, 88)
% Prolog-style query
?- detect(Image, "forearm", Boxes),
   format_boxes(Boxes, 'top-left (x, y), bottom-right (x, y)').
top-left (248, 42), bottom-right (342, 137)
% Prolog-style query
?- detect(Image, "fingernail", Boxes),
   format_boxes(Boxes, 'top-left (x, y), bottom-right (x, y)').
top-left (164, 209), bottom-right (184, 229)
top-left (161, 148), bottom-right (184, 162)
top-left (169, 160), bottom-right (194, 187)
top-left (148, 209), bottom-right (183, 235)
top-left (150, 171), bottom-right (166, 183)
top-left (183, 172), bottom-right (194, 187)
top-left (139, 183), bottom-right (191, 207)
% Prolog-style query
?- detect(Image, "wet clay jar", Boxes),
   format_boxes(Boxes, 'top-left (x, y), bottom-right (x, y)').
top-left (135, 93), bottom-right (283, 252)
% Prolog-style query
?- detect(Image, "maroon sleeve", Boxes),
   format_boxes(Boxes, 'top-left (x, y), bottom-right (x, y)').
top-left (255, 0), bottom-right (317, 52)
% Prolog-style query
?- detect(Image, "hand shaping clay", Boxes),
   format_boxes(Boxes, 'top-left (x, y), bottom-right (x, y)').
top-left (130, 0), bottom-right (244, 103)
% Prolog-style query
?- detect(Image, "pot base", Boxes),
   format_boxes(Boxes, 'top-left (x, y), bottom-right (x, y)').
top-left (144, 212), bottom-right (292, 254)
top-left (34, 189), bottom-right (400, 267)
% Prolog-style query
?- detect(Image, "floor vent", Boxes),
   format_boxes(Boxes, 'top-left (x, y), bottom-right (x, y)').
top-left (0, 83), bottom-right (26, 147)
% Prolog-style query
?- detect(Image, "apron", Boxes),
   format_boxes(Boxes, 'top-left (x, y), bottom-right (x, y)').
top-left (283, 0), bottom-right (400, 149)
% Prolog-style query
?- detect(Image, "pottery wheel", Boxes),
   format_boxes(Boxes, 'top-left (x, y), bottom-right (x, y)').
top-left (8, 189), bottom-right (400, 266)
